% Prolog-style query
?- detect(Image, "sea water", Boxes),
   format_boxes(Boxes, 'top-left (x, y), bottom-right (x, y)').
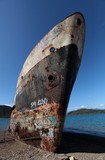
top-left (1, 114), bottom-right (105, 137)
top-left (64, 114), bottom-right (105, 137)
top-left (0, 118), bottom-right (10, 131)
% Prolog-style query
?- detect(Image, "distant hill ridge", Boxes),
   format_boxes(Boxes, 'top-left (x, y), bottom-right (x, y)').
top-left (67, 108), bottom-right (105, 116)
top-left (0, 105), bottom-right (12, 118)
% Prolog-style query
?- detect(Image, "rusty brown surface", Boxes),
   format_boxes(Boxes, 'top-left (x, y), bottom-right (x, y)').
top-left (17, 13), bottom-right (85, 87)
top-left (15, 44), bottom-right (80, 112)
top-left (10, 103), bottom-right (65, 152)
top-left (10, 12), bottom-right (85, 152)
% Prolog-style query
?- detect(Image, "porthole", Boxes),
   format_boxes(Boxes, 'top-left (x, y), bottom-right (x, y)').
top-left (50, 47), bottom-right (55, 53)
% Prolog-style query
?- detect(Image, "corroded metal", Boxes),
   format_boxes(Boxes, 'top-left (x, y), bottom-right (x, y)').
top-left (10, 12), bottom-right (85, 152)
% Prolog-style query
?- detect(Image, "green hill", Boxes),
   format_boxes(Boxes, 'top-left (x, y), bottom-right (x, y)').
top-left (67, 108), bottom-right (105, 116)
top-left (0, 105), bottom-right (12, 118)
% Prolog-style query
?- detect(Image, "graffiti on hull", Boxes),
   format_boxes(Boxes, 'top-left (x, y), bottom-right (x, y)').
top-left (10, 102), bottom-right (65, 152)
top-left (30, 97), bottom-right (48, 109)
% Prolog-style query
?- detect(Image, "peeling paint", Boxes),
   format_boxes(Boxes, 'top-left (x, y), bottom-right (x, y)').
top-left (10, 102), bottom-right (64, 151)
top-left (10, 12), bottom-right (85, 152)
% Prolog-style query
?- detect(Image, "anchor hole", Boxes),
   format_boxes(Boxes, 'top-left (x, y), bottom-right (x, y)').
top-left (48, 75), bottom-right (55, 82)
top-left (77, 18), bottom-right (81, 25)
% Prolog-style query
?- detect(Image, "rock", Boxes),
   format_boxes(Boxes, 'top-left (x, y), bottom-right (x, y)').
top-left (69, 156), bottom-right (75, 160)
top-left (61, 156), bottom-right (75, 160)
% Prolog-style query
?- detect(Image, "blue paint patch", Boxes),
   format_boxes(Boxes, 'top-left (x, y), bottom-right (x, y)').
top-left (48, 116), bottom-right (57, 126)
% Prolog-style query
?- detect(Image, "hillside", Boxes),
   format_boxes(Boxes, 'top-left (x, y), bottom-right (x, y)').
top-left (67, 108), bottom-right (105, 116)
top-left (0, 105), bottom-right (12, 118)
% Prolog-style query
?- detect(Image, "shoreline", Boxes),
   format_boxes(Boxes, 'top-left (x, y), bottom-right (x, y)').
top-left (59, 131), bottom-right (105, 153)
top-left (64, 127), bottom-right (105, 138)
top-left (0, 131), bottom-right (105, 160)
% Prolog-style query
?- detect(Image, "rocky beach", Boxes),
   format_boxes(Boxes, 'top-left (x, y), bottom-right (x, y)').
top-left (0, 131), bottom-right (105, 160)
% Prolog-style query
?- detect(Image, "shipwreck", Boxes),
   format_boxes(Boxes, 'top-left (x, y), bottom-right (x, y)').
top-left (10, 12), bottom-right (85, 152)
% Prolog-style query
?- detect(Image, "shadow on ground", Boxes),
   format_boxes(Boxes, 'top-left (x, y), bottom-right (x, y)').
top-left (58, 131), bottom-right (105, 154)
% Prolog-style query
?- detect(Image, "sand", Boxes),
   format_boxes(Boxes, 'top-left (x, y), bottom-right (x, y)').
top-left (0, 131), bottom-right (105, 160)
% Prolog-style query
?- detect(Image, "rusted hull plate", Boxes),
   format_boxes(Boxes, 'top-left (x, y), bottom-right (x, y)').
top-left (10, 12), bottom-right (85, 152)
top-left (10, 103), bottom-right (64, 151)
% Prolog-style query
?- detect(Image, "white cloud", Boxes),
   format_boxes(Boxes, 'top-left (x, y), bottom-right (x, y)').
top-left (4, 104), bottom-right (13, 107)
top-left (99, 104), bottom-right (105, 107)
top-left (78, 104), bottom-right (105, 110)
top-left (68, 104), bottom-right (105, 112)
top-left (98, 104), bottom-right (105, 109)
top-left (80, 105), bottom-right (86, 109)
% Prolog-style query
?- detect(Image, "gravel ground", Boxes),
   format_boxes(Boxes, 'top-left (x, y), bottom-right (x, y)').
top-left (0, 131), bottom-right (105, 160)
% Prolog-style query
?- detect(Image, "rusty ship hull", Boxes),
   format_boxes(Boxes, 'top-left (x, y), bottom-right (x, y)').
top-left (10, 13), bottom-right (85, 152)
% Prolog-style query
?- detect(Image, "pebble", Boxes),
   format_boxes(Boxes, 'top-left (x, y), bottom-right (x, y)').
top-left (69, 156), bottom-right (75, 160)
top-left (61, 156), bottom-right (75, 160)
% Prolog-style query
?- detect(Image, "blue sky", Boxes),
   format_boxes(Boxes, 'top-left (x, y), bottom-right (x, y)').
top-left (0, 0), bottom-right (105, 111)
